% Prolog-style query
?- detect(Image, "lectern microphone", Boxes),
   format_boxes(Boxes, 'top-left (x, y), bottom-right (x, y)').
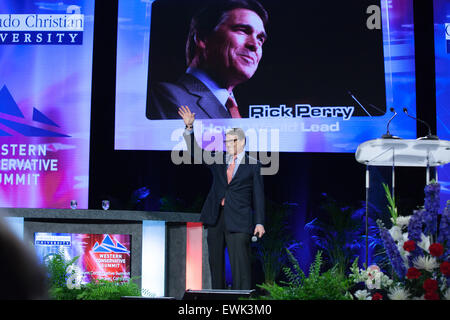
top-left (348, 91), bottom-right (372, 116)
top-left (403, 108), bottom-right (439, 140)
top-left (382, 108), bottom-right (401, 139)
top-left (348, 91), bottom-right (385, 116)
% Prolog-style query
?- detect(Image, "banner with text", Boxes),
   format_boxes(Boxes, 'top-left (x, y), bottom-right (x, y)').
top-left (0, 1), bottom-right (94, 209)
top-left (35, 233), bottom-right (131, 283)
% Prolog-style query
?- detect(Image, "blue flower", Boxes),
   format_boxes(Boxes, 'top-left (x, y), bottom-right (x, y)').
top-left (379, 226), bottom-right (406, 279)
top-left (407, 209), bottom-right (423, 243)
top-left (438, 202), bottom-right (450, 259)
top-left (423, 183), bottom-right (440, 235)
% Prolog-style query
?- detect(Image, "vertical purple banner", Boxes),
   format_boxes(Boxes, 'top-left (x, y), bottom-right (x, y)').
top-left (0, 1), bottom-right (95, 209)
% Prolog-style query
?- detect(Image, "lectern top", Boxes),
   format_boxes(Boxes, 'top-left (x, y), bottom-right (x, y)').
top-left (355, 138), bottom-right (450, 167)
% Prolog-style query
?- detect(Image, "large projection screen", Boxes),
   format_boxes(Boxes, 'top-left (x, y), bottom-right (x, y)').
top-left (434, 0), bottom-right (450, 207)
top-left (115, 0), bottom-right (416, 153)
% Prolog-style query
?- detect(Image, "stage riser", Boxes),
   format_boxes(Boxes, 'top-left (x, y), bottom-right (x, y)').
top-left (3, 208), bottom-right (210, 299)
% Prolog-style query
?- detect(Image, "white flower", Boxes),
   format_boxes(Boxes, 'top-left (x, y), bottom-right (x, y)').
top-left (366, 276), bottom-right (381, 290)
top-left (443, 289), bottom-right (450, 300)
top-left (382, 275), bottom-right (393, 287)
top-left (395, 216), bottom-right (411, 229)
top-left (358, 269), bottom-right (369, 281)
top-left (389, 226), bottom-right (403, 242)
top-left (413, 255), bottom-right (439, 272)
top-left (366, 265), bottom-right (382, 290)
top-left (367, 265), bottom-right (380, 272)
top-left (388, 286), bottom-right (410, 300)
top-left (350, 267), bottom-right (367, 284)
top-left (354, 290), bottom-right (371, 300)
top-left (66, 264), bottom-right (82, 290)
top-left (417, 233), bottom-right (431, 253)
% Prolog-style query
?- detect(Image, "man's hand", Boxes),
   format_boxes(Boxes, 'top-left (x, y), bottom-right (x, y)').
top-left (178, 105), bottom-right (195, 127)
top-left (254, 224), bottom-right (265, 239)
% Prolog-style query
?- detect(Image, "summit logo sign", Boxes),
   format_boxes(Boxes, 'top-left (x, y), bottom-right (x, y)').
top-left (92, 235), bottom-right (130, 277)
top-left (92, 235), bottom-right (130, 254)
top-left (0, 6), bottom-right (84, 45)
top-left (0, 85), bottom-right (69, 137)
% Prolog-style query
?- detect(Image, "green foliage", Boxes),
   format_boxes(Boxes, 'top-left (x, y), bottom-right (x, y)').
top-left (282, 248), bottom-right (305, 287)
top-left (256, 250), bottom-right (352, 300)
top-left (76, 278), bottom-right (141, 300)
top-left (305, 197), bottom-right (364, 274)
top-left (44, 251), bottom-right (81, 300)
top-left (382, 183), bottom-right (397, 224)
top-left (44, 252), bottom-right (78, 288)
top-left (50, 285), bottom-right (84, 301)
top-left (348, 257), bottom-right (361, 284)
top-left (254, 200), bottom-right (301, 284)
top-left (44, 251), bottom-right (143, 300)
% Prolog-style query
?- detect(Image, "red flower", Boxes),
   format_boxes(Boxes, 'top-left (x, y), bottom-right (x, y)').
top-left (424, 291), bottom-right (440, 300)
top-left (403, 240), bottom-right (416, 252)
top-left (372, 293), bottom-right (383, 300)
top-left (406, 267), bottom-right (421, 279)
top-left (429, 243), bottom-right (444, 257)
top-left (423, 279), bottom-right (438, 292)
top-left (440, 261), bottom-right (450, 276)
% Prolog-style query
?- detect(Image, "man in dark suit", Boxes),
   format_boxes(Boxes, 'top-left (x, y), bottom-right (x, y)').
top-left (147, 0), bottom-right (268, 120)
top-left (179, 105), bottom-right (265, 290)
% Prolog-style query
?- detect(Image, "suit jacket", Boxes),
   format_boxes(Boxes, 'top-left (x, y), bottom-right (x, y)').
top-left (147, 73), bottom-right (232, 119)
top-left (184, 131), bottom-right (265, 234)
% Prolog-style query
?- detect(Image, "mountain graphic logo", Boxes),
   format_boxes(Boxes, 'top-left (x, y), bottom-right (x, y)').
top-left (92, 235), bottom-right (130, 254)
top-left (0, 85), bottom-right (70, 137)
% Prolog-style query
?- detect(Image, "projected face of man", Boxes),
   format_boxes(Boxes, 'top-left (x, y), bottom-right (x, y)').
top-left (199, 8), bottom-right (267, 91)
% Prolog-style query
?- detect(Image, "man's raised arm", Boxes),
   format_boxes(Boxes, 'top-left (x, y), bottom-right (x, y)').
top-left (178, 105), bottom-right (203, 163)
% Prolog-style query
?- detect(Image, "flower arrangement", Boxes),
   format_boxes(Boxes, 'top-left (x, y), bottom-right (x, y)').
top-left (350, 182), bottom-right (450, 300)
top-left (349, 260), bottom-right (394, 300)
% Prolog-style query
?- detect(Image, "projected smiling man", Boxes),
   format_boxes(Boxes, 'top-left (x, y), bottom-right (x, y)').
top-left (147, 0), bottom-right (268, 119)
top-left (179, 104), bottom-right (265, 290)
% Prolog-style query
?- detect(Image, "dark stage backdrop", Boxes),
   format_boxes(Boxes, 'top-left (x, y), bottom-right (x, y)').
top-left (89, 0), bottom-right (435, 272)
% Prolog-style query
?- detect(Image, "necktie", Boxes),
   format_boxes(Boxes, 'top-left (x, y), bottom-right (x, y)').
top-left (221, 155), bottom-right (237, 206)
top-left (226, 96), bottom-right (241, 118)
top-left (227, 155), bottom-right (237, 184)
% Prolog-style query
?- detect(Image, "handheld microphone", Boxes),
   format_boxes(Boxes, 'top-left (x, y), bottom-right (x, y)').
top-left (382, 108), bottom-right (401, 139)
top-left (251, 235), bottom-right (258, 242)
top-left (402, 108), bottom-right (439, 140)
